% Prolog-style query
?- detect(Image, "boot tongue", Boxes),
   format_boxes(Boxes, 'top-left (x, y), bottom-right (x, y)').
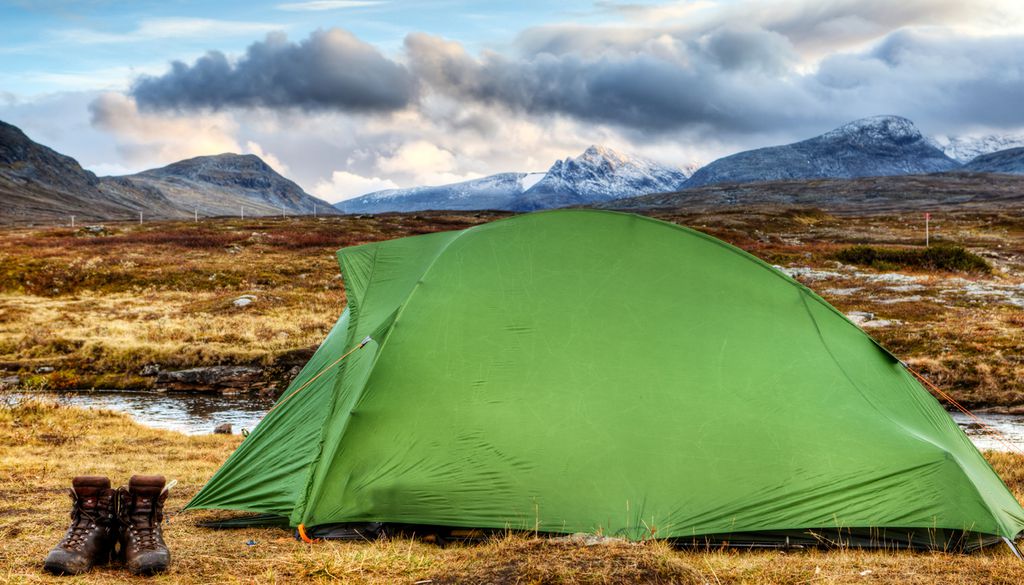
top-left (129, 475), bottom-right (165, 496)
top-left (72, 476), bottom-right (110, 501)
top-left (128, 475), bottom-right (166, 518)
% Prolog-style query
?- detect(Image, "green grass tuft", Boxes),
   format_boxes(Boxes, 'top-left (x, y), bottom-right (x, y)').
top-left (834, 244), bottom-right (991, 273)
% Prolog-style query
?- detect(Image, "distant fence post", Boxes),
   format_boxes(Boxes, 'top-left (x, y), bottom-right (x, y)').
top-left (925, 212), bottom-right (930, 247)
top-left (71, 215), bottom-right (75, 228)
top-left (139, 211), bottom-right (143, 225)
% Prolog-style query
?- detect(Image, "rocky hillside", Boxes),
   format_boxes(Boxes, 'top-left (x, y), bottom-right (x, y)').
top-left (0, 121), bottom-right (180, 222)
top-left (338, 146), bottom-right (692, 213)
top-left (685, 116), bottom-right (960, 188)
top-left (118, 154), bottom-right (337, 217)
top-left (0, 120), bottom-right (334, 223)
top-left (962, 147), bottom-right (1024, 175)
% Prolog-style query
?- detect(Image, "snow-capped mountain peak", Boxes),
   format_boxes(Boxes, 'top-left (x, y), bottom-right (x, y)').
top-left (511, 146), bottom-right (692, 211)
top-left (685, 115), bottom-right (957, 188)
top-left (336, 145), bottom-right (695, 213)
top-left (822, 115), bottom-right (923, 146)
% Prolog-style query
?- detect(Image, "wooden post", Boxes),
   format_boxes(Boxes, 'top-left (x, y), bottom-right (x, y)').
top-left (71, 215), bottom-right (75, 228)
top-left (925, 212), bottom-right (930, 247)
top-left (139, 211), bottom-right (143, 225)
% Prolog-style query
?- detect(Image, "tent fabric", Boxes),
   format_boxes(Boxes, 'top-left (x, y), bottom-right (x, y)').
top-left (186, 209), bottom-right (1024, 544)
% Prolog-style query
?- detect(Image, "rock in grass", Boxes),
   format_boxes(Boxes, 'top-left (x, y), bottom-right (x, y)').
top-left (214, 423), bottom-right (233, 435)
top-left (233, 295), bottom-right (256, 308)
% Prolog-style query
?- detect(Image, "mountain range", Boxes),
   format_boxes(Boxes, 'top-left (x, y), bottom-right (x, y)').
top-left (337, 146), bottom-right (693, 213)
top-left (0, 120), bottom-right (336, 223)
top-left (338, 116), bottom-right (1024, 213)
top-left (3, 114), bottom-right (1024, 223)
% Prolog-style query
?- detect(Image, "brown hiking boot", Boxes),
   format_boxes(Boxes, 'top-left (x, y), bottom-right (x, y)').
top-left (117, 475), bottom-right (171, 575)
top-left (43, 476), bottom-right (118, 575)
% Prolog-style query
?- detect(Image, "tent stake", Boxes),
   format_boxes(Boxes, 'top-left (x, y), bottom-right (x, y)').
top-left (1003, 537), bottom-right (1023, 561)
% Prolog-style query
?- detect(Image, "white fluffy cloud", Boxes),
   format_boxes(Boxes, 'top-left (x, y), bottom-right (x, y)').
top-left (312, 170), bottom-right (399, 201)
top-left (243, 141), bottom-right (290, 175)
top-left (88, 93), bottom-right (241, 165)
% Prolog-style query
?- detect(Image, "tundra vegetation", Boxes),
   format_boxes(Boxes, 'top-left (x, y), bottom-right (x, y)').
top-left (1, 208), bottom-right (1021, 407)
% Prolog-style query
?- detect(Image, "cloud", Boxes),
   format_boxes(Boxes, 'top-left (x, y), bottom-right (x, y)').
top-left (69, 1), bottom-right (1024, 196)
top-left (376, 140), bottom-right (483, 185)
top-left (51, 18), bottom-right (281, 45)
top-left (586, 0), bottom-right (1024, 57)
top-left (88, 93), bottom-right (241, 165)
top-left (243, 141), bottom-right (290, 175)
top-left (405, 28), bottom-right (812, 134)
top-left (130, 29), bottom-right (414, 112)
top-left (276, 1), bottom-right (384, 11)
top-left (312, 171), bottom-right (399, 202)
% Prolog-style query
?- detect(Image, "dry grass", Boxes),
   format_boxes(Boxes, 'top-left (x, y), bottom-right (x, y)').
top-left (1, 400), bottom-right (1024, 584)
top-left (1, 209), bottom-right (1023, 407)
top-left (0, 214), bottom-right (501, 389)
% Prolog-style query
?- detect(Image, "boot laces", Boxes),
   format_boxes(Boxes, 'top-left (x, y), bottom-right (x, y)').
top-left (121, 493), bottom-right (163, 551)
top-left (62, 494), bottom-right (102, 551)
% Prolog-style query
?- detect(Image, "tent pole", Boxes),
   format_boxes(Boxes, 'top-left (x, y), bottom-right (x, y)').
top-left (1003, 537), bottom-right (1023, 561)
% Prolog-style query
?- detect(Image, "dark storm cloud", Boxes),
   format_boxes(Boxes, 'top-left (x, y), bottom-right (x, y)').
top-left (404, 27), bottom-right (811, 134)
top-left (130, 29), bottom-right (415, 112)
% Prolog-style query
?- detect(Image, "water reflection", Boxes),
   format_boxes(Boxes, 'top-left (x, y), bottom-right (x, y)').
top-left (950, 412), bottom-right (1024, 453)
top-left (9, 390), bottom-right (274, 435)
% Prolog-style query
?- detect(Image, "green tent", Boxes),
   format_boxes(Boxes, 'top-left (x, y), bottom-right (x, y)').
top-left (187, 209), bottom-right (1024, 550)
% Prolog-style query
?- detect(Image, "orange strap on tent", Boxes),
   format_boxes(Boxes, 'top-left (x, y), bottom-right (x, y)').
top-left (297, 523), bottom-right (316, 543)
top-left (903, 363), bottom-right (1024, 456)
top-left (264, 336), bottom-right (373, 416)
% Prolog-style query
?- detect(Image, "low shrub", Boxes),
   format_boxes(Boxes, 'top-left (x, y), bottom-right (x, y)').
top-left (834, 244), bottom-right (991, 273)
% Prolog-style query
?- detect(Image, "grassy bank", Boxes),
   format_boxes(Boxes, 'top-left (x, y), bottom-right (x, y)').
top-left (1, 399), bottom-right (1023, 584)
top-left (1, 209), bottom-right (1023, 406)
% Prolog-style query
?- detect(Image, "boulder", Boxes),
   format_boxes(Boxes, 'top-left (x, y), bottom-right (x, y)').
top-left (213, 423), bottom-right (233, 435)
top-left (156, 366), bottom-right (263, 393)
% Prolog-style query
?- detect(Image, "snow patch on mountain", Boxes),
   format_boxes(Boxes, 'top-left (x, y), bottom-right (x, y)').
top-left (929, 134), bottom-right (1024, 164)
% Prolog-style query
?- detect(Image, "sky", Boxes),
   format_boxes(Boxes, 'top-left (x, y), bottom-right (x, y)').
top-left (2, 0), bottom-right (1024, 202)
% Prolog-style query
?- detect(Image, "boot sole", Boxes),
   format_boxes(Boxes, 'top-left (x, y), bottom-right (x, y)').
top-left (42, 561), bottom-right (87, 576)
top-left (129, 564), bottom-right (169, 576)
